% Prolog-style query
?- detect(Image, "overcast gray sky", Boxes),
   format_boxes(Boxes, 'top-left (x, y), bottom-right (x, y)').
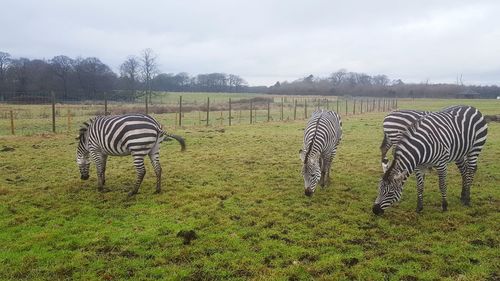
top-left (1, 0), bottom-right (499, 86)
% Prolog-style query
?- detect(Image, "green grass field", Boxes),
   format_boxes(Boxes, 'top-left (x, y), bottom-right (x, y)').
top-left (0, 98), bottom-right (499, 280)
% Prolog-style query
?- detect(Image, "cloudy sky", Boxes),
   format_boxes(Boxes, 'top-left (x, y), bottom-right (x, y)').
top-left (1, 0), bottom-right (499, 86)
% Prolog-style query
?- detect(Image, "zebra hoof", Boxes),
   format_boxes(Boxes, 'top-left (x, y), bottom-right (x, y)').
top-left (127, 191), bottom-right (138, 197)
top-left (441, 204), bottom-right (448, 212)
top-left (416, 206), bottom-right (423, 213)
top-left (154, 189), bottom-right (162, 194)
top-left (460, 198), bottom-right (471, 206)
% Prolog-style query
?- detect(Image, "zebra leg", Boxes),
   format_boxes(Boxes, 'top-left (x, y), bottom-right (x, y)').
top-left (91, 149), bottom-right (106, 192)
top-left (456, 157), bottom-right (469, 205)
top-left (436, 165), bottom-right (448, 211)
top-left (319, 156), bottom-right (326, 188)
top-left (102, 154), bottom-right (108, 186)
top-left (149, 151), bottom-right (162, 194)
top-left (415, 168), bottom-right (425, 213)
top-left (324, 151), bottom-right (336, 188)
top-left (462, 158), bottom-right (478, 206)
top-left (128, 153), bottom-right (146, 197)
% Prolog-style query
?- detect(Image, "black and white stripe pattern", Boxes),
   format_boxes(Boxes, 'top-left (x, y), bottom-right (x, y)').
top-left (299, 109), bottom-right (342, 196)
top-left (380, 110), bottom-right (429, 172)
top-left (76, 114), bottom-right (185, 196)
top-left (373, 105), bottom-right (487, 214)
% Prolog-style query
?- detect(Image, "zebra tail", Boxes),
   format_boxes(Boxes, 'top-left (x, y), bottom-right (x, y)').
top-left (162, 132), bottom-right (186, 151)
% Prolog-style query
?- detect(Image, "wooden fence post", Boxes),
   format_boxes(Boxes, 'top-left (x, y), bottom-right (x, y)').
top-left (229, 98), bottom-right (232, 126)
top-left (145, 95), bottom-right (149, 115)
top-left (206, 97), bottom-right (210, 127)
top-left (178, 96), bottom-right (182, 126)
top-left (267, 101), bottom-right (271, 122)
top-left (360, 99), bottom-right (363, 114)
top-left (293, 99), bottom-right (297, 120)
top-left (104, 92), bottom-right (108, 115)
top-left (336, 99), bottom-right (339, 113)
top-left (10, 110), bottom-right (14, 135)
top-left (51, 91), bottom-right (56, 133)
top-left (353, 99), bottom-right (356, 115)
top-left (345, 99), bottom-right (348, 115)
top-left (281, 97), bottom-right (284, 121)
top-left (250, 100), bottom-right (253, 124)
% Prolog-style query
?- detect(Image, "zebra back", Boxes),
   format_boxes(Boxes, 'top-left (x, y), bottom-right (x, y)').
top-left (395, 105), bottom-right (487, 171)
top-left (302, 110), bottom-right (342, 164)
top-left (383, 110), bottom-right (429, 146)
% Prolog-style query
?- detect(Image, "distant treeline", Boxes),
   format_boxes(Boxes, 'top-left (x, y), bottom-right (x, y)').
top-left (268, 72), bottom-right (500, 99)
top-left (0, 50), bottom-right (253, 101)
top-left (1, 51), bottom-right (498, 101)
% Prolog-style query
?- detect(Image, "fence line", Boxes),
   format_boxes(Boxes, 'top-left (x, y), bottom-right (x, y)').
top-left (0, 94), bottom-right (398, 135)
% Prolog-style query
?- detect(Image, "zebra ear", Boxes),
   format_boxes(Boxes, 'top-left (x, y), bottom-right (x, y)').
top-left (299, 149), bottom-right (305, 161)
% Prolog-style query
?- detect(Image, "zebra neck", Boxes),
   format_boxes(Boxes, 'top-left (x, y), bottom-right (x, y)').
top-left (388, 154), bottom-right (415, 184)
top-left (303, 114), bottom-right (323, 164)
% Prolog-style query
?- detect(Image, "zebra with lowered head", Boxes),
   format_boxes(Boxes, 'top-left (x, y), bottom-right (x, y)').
top-left (299, 109), bottom-right (342, 197)
top-left (373, 105), bottom-right (487, 215)
top-left (76, 114), bottom-right (186, 196)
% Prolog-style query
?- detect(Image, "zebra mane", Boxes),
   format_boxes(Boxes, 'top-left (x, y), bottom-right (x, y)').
top-left (382, 156), bottom-right (398, 181)
top-left (77, 118), bottom-right (95, 140)
top-left (303, 113), bottom-right (323, 164)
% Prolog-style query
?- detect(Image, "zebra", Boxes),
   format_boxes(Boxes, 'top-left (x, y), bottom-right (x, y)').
top-left (380, 109), bottom-right (429, 172)
top-left (380, 105), bottom-right (464, 172)
top-left (76, 114), bottom-right (186, 196)
top-left (373, 105), bottom-right (487, 215)
top-left (299, 109), bottom-right (342, 197)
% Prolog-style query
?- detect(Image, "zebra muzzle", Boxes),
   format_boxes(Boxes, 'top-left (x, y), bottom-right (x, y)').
top-left (304, 189), bottom-right (314, 197)
top-left (81, 175), bottom-right (89, 180)
top-left (372, 204), bottom-right (384, 215)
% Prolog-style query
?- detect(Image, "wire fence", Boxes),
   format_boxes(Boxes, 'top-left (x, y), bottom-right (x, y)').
top-left (0, 92), bottom-right (397, 136)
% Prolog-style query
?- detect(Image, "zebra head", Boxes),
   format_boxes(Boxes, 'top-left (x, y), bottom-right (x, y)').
top-left (299, 149), bottom-right (321, 197)
top-left (373, 169), bottom-right (408, 215)
top-left (76, 124), bottom-right (90, 180)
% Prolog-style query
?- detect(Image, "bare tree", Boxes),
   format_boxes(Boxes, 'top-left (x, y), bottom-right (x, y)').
top-left (140, 49), bottom-right (159, 103)
top-left (228, 74), bottom-right (247, 91)
top-left (0, 52), bottom-right (11, 95)
top-left (329, 69), bottom-right (347, 86)
top-left (372, 74), bottom-right (390, 86)
top-left (120, 56), bottom-right (140, 95)
top-left (74, 57), bottom-right (116, 97)
top-left (50, 55), bottom-right (74, 99)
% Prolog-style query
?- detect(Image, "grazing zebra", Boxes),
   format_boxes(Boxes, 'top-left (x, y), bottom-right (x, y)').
top-left (76, 114), bottom-right (186, 196)
top-left (373, 105), bottom-right (487, 215)
top-left (380, 110), bottom-right (429, 172)
top-left (299, 109), bottom-right (342, 197)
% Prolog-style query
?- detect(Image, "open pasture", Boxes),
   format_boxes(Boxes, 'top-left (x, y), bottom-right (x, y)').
top-left (0, 99), bottom-right (499, 280)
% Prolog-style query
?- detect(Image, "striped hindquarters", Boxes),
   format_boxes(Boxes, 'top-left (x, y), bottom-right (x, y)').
top-left (383, 110), bottom-right (429, 147)
top-left (396, 106), bottom-right (487, 170)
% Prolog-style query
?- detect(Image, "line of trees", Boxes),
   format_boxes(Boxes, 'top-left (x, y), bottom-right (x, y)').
top-left (1, 50), bottom-right (499, 101)
top-left (0, 49), bottom-right (250, 102)
top-left (268, 70), bottom-right (500, 99)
